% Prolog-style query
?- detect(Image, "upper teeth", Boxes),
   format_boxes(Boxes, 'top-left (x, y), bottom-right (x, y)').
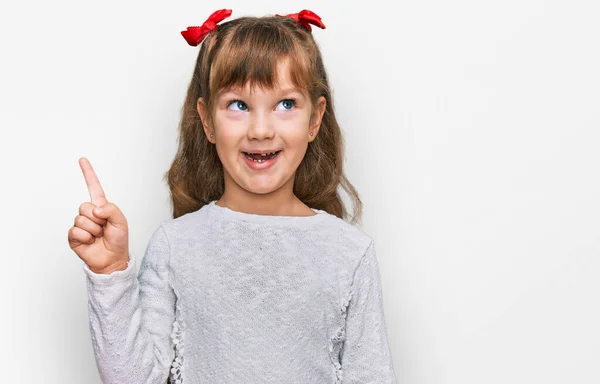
top-left (244, 151), bottom-right (278, 163)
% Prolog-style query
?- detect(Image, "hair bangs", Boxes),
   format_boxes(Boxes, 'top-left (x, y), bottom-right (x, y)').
top-left (208, 20), bottom-right (313, 102)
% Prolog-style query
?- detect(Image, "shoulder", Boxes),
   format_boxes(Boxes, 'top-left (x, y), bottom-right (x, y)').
top-left (155, 203), bottom-right (213, 239)
top-left (322, 212), bottom-right (373, 244)
top-left (317, 212), bottom-right (374, 266)
top-left (312, 212), bottom-right (378, 295)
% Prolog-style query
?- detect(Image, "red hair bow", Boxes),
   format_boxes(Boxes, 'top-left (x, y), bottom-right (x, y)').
top-left (181, 9), bottom-right (232, 46)
top-left (277, 9), bottom-right (326, 31)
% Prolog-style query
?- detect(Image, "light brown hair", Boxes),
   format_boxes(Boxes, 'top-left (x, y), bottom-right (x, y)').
top-left (165, 14), bottom-right (363, 224)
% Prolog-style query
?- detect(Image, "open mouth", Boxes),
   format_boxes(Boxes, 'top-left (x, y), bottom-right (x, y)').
top-left (242, 150), bottom-right (282, 163)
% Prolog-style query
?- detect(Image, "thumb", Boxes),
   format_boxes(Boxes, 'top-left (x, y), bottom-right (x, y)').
top-left (93, 202), bottom-right (127, 229)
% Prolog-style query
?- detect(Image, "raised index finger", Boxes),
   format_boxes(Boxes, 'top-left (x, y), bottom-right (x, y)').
top-left (79, 157), bottom-right (108, 206)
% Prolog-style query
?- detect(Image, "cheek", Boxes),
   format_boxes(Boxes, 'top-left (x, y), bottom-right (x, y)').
top-left (288, 120), bottom-right (311, 143)
top-left (283, 128), bottom-right (310, 156)
top-left (214, 117), bottom-right (244, 148)
top-left (281, 113), bottom-right (311, 137)
top-left (213, 132), bottom-right (240, 166)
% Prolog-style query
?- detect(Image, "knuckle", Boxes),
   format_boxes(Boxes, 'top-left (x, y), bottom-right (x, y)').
top-left (74, 215), bottom-right (85, 227)
top-left (79, 202), bottom-right (94, 217)
top-left (79, 202), bottom-right (89, 214)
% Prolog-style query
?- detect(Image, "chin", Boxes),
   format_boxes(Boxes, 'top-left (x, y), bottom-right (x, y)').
top-left (243, 182), bottom-right (281, 195)
top-left (240, 174), bottom-right (291, 195)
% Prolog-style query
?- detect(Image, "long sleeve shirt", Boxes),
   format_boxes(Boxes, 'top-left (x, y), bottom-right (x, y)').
top-left (83, 200), bottom-right (397, 383)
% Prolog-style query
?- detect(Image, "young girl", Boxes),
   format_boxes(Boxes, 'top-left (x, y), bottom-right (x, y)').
top-left (69, 9), bottom-right (397, 384)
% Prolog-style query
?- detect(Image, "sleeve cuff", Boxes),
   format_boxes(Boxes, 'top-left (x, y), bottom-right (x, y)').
top-left (83, 254), bottom-right (136, 286)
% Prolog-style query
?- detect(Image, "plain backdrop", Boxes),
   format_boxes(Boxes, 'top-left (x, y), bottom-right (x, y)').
top-left (1, 0), bottom-right (599, 383)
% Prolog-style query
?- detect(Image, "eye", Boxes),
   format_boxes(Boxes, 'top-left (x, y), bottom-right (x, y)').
top-left (227, 100), bottom-right (248, 111)
top-left (275, 99), bottom-right (296, 111)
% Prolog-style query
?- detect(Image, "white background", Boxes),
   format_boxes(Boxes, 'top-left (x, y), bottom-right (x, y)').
top-left (1, 0), bottom-right (599, 383)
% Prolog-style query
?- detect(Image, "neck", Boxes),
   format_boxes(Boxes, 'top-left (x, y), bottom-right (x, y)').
top-left (217, 172), bottom-right (314, 216)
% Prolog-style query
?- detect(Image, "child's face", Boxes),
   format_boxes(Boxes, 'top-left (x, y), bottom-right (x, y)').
top-left (198, 60), bottom-right (326, 197)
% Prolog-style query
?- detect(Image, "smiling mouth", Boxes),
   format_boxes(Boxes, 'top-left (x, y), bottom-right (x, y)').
top-left (243, 151), bottom-right (282, 163)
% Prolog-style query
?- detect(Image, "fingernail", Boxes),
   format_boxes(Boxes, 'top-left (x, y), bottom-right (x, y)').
top-left (95, 208), bottom-right (103, 215)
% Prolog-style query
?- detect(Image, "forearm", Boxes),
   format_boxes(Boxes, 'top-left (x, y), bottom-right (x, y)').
top-left (84, 257), bottom-right (175, 384)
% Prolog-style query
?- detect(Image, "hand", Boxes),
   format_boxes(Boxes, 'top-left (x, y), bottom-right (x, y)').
top-left (68, 157), bottom-right (130, 274)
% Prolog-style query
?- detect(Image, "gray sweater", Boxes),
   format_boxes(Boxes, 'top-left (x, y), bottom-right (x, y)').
top-left (83, 200), bottom-right (397, 383)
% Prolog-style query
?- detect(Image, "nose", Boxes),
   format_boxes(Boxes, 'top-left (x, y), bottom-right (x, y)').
top-left (247, 110), bottom-right (275, 140)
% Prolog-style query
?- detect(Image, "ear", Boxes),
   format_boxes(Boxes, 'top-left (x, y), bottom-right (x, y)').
top-left (308, 96), bottom-right (327, 143)
top-left (197, 97), bottom-right (215, 144)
